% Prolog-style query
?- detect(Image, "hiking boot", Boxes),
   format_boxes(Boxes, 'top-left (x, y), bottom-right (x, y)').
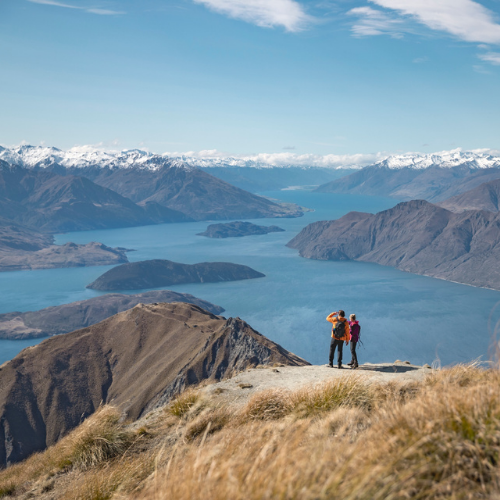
top-left (327, 363), bottom-right (333, 368)
top-left (338, 364), bottom-right (343, 369)
top-left (347, 361), bottom-right (354, 366)
top-left (352, 364), bottom-right (359, 370)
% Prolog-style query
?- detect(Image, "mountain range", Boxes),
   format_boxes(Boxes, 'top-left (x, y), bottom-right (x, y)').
top-left (287, 200), bottom-right (500, 290)
top-left (0, 146), bottom-right (303, 221)
top-left (0, 161), bottom-right (188, 233)
top-left (0, 302), bottom-right (308, 466)
top-left (315, 150), bottom-right (500, 202)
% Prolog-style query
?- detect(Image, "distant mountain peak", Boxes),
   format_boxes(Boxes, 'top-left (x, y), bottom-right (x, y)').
top-left (374, 149), bottom-right (500, 170)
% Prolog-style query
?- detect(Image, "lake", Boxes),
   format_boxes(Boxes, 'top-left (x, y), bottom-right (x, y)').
top-left (1, 190), bottom-right (499, 367)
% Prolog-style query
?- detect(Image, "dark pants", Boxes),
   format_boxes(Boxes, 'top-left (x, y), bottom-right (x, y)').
top-left (350, 341), bottom-right (358, 366)
top-left (329, 338), bottom-right (344, 366)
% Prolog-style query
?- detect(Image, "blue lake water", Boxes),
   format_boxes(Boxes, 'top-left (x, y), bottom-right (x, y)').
top-left (1, 190), bottom-right (500, 367)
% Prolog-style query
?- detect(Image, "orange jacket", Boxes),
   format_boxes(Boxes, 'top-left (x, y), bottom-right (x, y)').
top-left (326, 313), bottom-right (351, 343)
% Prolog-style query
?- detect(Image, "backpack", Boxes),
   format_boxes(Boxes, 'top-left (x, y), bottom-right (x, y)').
top-left (332, 319), bottom-right (346, 340)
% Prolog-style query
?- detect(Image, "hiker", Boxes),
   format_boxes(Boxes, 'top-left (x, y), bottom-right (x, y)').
top-left (326, 310), bottom-right (350, 369)
top-left (348, 314), bottom-right (361, 369)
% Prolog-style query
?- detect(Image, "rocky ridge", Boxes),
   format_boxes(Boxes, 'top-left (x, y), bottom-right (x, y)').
top-left (0, 302), bottom-right (308, 467)
top-left (0, 290), bottom-right (224, 340)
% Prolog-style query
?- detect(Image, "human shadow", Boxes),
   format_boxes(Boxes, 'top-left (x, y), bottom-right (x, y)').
top-left (355, 364), bottom-right (421, 373)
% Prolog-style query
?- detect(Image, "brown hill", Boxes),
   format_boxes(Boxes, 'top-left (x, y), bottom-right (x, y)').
top-left (439, 178), bottom-right (500, 212)
top-left (0, 290), bottom-right (224, 340)
top-left (287, 200), bottom-right (500, 290)
top-left (87, 259), bottom-right (265, 291)
top-left (0, 302), bottom-right (308, 467)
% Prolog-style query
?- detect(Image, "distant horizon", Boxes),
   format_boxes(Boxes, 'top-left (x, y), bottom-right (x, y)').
top-left (1, 142), bottom-right (500, 169)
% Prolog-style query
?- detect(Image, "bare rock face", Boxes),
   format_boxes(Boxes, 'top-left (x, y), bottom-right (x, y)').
top-left (287, 200), bottom-right (500, 290)
top-left (0, 290), bottom-right (225, 340)
top-left (0, 302), bottom-right (309, 467)
top-left (197, 221), bottom-right (285, 238)
top-left (87, 259), bottom-right (265, 291)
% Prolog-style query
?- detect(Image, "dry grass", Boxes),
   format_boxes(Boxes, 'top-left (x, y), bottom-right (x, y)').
top-left (2, 364), bottom-right (500, 500)
top-left (165, 389), bottom-right (200, 418)
top-left (59, 406), bottom-right (134, 470)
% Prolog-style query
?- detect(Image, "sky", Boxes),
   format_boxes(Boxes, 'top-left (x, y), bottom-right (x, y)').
top-left (1, 0), bottom-right (500, 161)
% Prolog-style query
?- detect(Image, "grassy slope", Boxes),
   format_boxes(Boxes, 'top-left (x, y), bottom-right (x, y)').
top-left (1, 364), bottom-right (499, 499)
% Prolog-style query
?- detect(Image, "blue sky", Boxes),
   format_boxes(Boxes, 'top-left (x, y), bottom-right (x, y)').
top-left (1, 0), bottom-right (500, 160)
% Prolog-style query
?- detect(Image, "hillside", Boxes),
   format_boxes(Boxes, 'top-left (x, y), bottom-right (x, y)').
top-left (316, 155), bottom-right (500, 202)
top-left (287, 200), bottom-right (500, 290)
top-left (87, 259), bottom-right (265, 291)
top-left (439, 178), bottom-right (500, 212)
top-left (2, 362), bottom-right (499, 500)
top-left (0, 302), bottom-right (307, 467)
top-left (0, 162), bottom-right (188, 233)
top-left (0, 291), bottom-right (224, 340)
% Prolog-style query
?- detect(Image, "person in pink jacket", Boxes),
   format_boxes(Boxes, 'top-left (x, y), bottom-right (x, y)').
top-left (348, 314), bottom-right (361, 369)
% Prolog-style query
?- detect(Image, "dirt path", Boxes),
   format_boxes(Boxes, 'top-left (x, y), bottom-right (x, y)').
top-left (200, 362), bottom-right (434, 408)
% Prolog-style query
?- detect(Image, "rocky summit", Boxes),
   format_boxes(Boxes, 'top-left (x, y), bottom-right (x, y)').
top-left (0, 302), bottom-right (308, 467)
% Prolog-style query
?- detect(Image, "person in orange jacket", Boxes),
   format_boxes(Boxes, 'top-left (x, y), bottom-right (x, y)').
top-left (326, 310), bottom-right (351, 369)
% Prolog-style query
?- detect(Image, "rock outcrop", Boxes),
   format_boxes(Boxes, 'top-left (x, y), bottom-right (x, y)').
top-left (0, 302), bottom-right (308, 467)
top-left (0, 291), bottom-right (224, 340)
top-left (197, 221), bottom-right (285, 238)
top-left (287, 200), bottom-right (500, 290)
top-left (87, 259), bottom-right (265, 291)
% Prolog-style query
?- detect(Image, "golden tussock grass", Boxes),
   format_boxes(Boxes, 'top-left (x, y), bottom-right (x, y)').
top-left (2, 364), bottom-right (500, 499)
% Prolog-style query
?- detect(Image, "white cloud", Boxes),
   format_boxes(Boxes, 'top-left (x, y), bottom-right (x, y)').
top-left (348, 6), bottom-right (404, 38)
top-left (27, 0), bottom-right (124, 15)
top-left (192, 0), bottom-right (311, 32)
top-left (164, 149), bottom-right (388, 168)
top-left (478, 51), bottom-right (500, 65)
top-left (369, 0), bottom-right (500, 45)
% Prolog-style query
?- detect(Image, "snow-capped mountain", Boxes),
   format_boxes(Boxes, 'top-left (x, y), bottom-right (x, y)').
top-left (1, 145), bottom-right (499, 172)
top-left (374, 149), bottom-right (500, 170)
top-left (0, 145), bottom-right (188, 171)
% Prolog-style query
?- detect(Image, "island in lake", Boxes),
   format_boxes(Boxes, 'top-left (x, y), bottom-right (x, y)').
top-left (87, 259), bottom-right (266, 291)
top-left (197, 221), bottom-right (285, 238)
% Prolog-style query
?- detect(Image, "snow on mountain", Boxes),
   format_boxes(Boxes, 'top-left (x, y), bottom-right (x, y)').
top-left (0, 145), bottom-right (188, 171)
top-left (1, 145), bottom-right (500, 171)
top-left (374, 149), bottom-right (500, 170)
